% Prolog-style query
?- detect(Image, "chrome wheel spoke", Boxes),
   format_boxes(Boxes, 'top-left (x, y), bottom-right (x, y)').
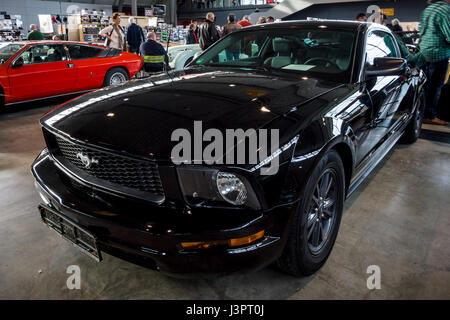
top-left (307, 214), bottom-right (315, 228)
top-left (312, 194), bottom-right (319, 206)
top-left (307, 220), bottom-right (316, 240)
top-left (323, 197), bottom-right (335, 209)
top-left (324, 176), bottom-right (333, 198)
top-left (311, 222), bottom-right (321, 247)
top-left (315, 184), bottom-right (321, 199)
top-left (320, 221), bottom-right (326, 241)
top-left (323, 208), bottom-right (334, 218)
top-left (319, 173), bottom-right (330, 197)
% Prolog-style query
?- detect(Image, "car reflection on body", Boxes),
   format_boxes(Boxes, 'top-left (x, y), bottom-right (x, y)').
top-left (31, 21), bottom-right (426, 277)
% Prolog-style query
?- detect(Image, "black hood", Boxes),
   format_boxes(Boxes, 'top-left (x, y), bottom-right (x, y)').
top-left (41, 68), bottom-right (347, 160)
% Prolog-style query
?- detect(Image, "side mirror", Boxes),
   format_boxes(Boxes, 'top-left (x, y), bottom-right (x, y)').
top-left (365, 57), bottom-right (407, 77)
top-left (11, 57), bottom-right (24, 69)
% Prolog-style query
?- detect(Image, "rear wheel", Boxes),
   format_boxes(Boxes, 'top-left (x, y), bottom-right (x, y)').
top-left (277, 150), bottom-right (345, 276)
top-left (103, 67), bottom-right (129, 87)
top-left (401, 91), bottom-right (425, 144)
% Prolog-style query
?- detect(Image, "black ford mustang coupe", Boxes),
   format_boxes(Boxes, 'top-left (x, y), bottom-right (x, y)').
top-left (32, 21), bottom-right (426, 277)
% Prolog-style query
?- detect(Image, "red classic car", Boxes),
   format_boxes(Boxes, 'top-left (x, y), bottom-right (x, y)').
top-left (0, 41), bottom-right (143, 109)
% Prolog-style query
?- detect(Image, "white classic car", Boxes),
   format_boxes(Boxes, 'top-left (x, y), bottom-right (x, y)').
top-left (168, 44), bottom-right (201, 70)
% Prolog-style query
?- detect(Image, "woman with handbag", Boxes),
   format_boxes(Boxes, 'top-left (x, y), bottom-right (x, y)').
top-left (99, 13), bottom-right (127, 51)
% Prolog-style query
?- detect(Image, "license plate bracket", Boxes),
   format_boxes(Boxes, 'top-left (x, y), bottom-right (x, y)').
top-left (39, 205), bottom-right (102, 262)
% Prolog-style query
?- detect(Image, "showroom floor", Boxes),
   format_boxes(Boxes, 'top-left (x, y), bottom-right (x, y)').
top-left (1, 100), bottom-right (449, 300)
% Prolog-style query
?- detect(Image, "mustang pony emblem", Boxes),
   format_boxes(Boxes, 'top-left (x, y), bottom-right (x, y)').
top-left (76, 152), bottom-right (99, 169)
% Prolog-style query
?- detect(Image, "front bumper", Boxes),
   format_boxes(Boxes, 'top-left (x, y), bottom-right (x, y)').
top-left (31, 153), bottom-right (287, 277)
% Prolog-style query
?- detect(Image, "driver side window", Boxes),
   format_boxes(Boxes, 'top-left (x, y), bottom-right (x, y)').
top-left (20, 44), bottom-right (67, 65)
top-left (366, 31), bottom-right (399, 66)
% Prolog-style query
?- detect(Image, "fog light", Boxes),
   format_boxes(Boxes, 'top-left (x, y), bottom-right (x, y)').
top-left (181, 230), bottom-right (265, 250)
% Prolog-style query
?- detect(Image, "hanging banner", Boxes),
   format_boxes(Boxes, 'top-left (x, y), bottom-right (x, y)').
top-left (38, 14), bottom-right (53, 33)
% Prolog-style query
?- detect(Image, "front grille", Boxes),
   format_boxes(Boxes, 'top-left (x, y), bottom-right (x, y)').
top-left (52, 135), bottom-right (164, 201)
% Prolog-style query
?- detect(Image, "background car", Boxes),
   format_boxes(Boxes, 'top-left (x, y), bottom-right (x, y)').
top-left (168, 44), bottom-right (201, 70)
top-left (0, 41), bottom-right (143, 109)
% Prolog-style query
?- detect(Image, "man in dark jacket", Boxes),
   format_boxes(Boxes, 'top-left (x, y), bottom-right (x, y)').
top-left (127, 17), bottom-right (145, 54)
top-left (140, 32), bottom-right (169, 73)
top-left (198, 12), bottom-right (220, 50)
top-left (186, 23), bottom-right (199, 44)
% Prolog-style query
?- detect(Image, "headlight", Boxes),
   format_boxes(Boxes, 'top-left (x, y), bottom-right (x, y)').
top-left (216, 172), bottom-right (247, 205)
top-left (176, 167), bottom-right (260, 209)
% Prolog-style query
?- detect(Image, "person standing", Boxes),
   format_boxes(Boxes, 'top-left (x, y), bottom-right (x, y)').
top-left (222, 13), bottom-right (242, 61)
top-left (186, 23), bottom-right (199, 44)
top-left (237, 15), bottom-right (252, 27)
top-left (256, 16), bottom-right (267, 25)
top-left (140, 32), bottom-right (169, 73)
top-left (126, 17), bottom-right (145, 54)
top-left (355, 13), bottom-right (367, 22)
top-left (389, 19), bottom-right (404, 32)
top-left (420, 0), bottom-right (450, 125)
top-left (99, 13), bottom-right (127, 51)
top-left (27, 24), bottom-right (44, 40)
top-left (198, 12), bottom-right (220, 51)
top-left (222, 13), bottom-right (242, 37)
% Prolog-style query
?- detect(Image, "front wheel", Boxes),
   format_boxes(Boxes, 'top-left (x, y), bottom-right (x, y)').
top-left (103, 67), bottom-right (129, 87)
top-left (277, 150), bottom-right (345, 276)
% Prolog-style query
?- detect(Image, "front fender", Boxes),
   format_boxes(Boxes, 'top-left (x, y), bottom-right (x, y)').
top-left (281, 116), bottom-right (355, 207)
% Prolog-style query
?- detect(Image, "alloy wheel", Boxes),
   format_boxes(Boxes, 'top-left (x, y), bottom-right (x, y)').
top-left (306, 168), bottom-right (338, 255)
top-left (110, 72), bottom-right (126, 85)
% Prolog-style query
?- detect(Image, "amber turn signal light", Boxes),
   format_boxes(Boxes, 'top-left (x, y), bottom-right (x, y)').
top-left (181, 230), bottom-right (265, 250)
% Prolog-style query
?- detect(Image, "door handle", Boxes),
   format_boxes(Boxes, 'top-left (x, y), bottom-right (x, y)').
top-left (67, 63), bottom-right (74, 68)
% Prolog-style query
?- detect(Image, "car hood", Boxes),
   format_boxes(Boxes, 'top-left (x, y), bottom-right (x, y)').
top-left (41, 68), bottom-right (346, 160)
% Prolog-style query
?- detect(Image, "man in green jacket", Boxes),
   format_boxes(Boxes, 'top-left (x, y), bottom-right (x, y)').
top-left (420, 0), bottom-right (450, 125)
top-left (27, 24), bottom-right (44, 41)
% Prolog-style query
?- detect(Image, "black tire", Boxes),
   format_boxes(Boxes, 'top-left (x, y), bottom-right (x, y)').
top-left (277, 150), bottom-right (345, 276)
top-left (103, 67), bottom-right (129, 87)
top-left (400, 91), bottom-right (425, 144)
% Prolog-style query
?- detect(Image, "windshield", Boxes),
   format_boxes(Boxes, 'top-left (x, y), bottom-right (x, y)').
top-left (194, 28), bottom-right (356, 81)
top-left (0, 43), bottom-right (25, 64)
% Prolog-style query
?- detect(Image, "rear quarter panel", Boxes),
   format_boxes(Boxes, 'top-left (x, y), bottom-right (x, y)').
top-left (73, 51), bottom-right (142, 91)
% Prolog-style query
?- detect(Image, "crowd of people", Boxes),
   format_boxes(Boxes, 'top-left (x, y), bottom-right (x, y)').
top-left (355, 12), bottom-right (404, 32)
top-left (185, 11), bottom-right (276, 49)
